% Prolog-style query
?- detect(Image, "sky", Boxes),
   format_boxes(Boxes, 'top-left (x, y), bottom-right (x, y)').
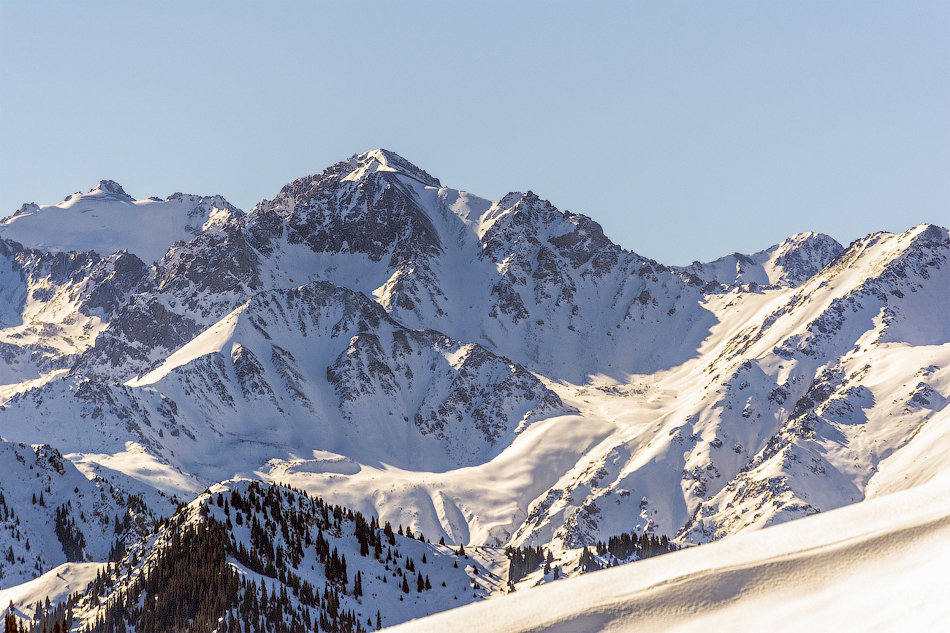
top-left (1, 1), bottom-right (948, 265)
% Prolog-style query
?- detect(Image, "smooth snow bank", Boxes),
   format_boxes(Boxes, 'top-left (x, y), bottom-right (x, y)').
top-left (386, 475), bottom-right (950, 633)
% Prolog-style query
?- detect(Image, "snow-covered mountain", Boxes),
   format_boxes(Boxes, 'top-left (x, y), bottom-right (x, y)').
top-left (0, 149), bottom-right (947, 631)
top-left (680, 231), bottom-right (844, 287)
top-left (68, 150), bottom-right (717, 384)
top-left (0, 440), bottom-right (165, 587)
top-left (1, 181), bottom-right (241, 264)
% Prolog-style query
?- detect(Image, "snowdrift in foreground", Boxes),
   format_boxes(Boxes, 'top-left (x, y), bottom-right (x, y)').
top-left (386, 475), bottom-right (950, 633)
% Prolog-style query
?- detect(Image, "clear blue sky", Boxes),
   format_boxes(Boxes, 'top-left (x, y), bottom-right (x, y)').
top-left (1, 1), bottom-right (948, 265)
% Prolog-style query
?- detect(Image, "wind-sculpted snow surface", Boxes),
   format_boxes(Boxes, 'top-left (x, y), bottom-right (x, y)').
top-left (0, 150), bottom-right (948, 631)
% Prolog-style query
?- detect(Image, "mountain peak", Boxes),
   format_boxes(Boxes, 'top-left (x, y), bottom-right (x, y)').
top-left (340, 149), bottom-right (441, 188)
top-left (782, 231), bottom-right (841, 248)
top-left (11, 202), bottom-right (39, 218)
top-left (682, 230), bottom-right (844, 287)
top-left (907, 222), bottom-right (950, 244)
top-left (88, 179), bottom-right (132, 199)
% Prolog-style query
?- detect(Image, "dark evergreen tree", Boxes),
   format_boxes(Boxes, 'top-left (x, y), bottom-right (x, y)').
top-left (506, 544), bottom-right (547, 583)
top-left (53, 504), bottom-right (85, 562)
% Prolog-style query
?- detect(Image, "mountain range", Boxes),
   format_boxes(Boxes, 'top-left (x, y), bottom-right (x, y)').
top-left (0, 149), bottom-right (947, 630)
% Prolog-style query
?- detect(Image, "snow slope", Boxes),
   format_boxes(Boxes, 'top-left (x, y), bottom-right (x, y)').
top-left (0, 440), bottom-right (163, 587)
top-left (386, 474), bottom-right (950, 633)
top-left (0, 562), bottom-right (105, 622)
